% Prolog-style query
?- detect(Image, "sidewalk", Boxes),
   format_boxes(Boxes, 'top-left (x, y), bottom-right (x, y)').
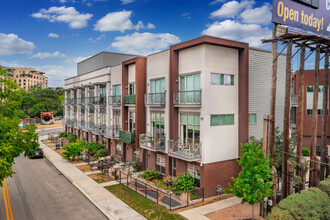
top-left (40, 140), bottom-right (146, 220)
top-left (179, 197), bottom-right (242, 220)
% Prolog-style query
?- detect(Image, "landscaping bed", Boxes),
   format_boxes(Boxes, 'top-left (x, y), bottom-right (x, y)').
top-left (105, 184), bottom-right (185, 220)
top-left (53, 148), bottom-right (65, 156)
top-left (76, 164), bottom-right (92, 173)
top-left (69, 159), bottom-right (85, 164)
top-left (88, 173), bottom-right (113, 183)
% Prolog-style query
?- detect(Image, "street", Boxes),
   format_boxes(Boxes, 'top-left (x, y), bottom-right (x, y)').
top-left (0, 155), bottom-right (107, 220)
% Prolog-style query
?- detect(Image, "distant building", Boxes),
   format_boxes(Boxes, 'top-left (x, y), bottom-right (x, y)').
top-left (3, 67), bottom-right (48, 90)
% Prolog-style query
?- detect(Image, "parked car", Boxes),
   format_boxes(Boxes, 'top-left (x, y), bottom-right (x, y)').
top-left (30, 148), bottom-right (44, 159)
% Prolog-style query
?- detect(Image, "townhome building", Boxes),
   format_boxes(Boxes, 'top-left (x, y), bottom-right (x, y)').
top-left (63, 36), bottom-right (285, 197)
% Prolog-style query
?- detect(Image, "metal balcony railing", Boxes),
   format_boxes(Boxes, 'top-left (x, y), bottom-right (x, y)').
top-left (87, 97), bottom-right (100, 105)
top-left (168, 140), bottom-right (201, 162)
top-left (174, 90), bottom-right (201, 107)
top-left (124, 95), bottom-right (135, 105)
top-left (144, 93), bottom-right (165, 106)
top-left (79, 98), bottom-right (86, 105)
top-left (88, 121), bottom-right (95, 131)
top-left (108, 96), bottom-right (121, 106)
top-left (106, 125), bottom-right (121, 138)
top-left (95, 123), bottom-right (107, 135)
top-left (119, 130), bottom-right (135, 144)
top-left (72, 98), bottom-right (78, 105)
top-left (139, 134), bottom-right (165, 151)
top-left (99, 96), bottom-right (107, 105)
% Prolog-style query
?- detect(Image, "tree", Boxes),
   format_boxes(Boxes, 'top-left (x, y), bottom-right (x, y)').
top-left (0, 66), bottom-right (39, 184)
top-left (225, 142), bottom-right (273, 220)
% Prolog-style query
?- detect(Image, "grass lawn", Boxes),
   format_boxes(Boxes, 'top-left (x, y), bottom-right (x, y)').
top-left (105, 184), bottom-right (186, 220)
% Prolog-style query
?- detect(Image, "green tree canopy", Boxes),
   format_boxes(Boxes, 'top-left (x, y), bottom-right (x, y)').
top-left (20, 85), bottom-right (64, 117)
top-left (225, 142), bottom-right (273, 220)
top-left (0, 66), bottom-right (39, 184)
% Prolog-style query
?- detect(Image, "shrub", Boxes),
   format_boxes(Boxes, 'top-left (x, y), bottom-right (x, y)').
top-left (63, 140), bottom-right (84, 160)
top-left (94, 147), bottom-right (107, 159)
top-left (141, 169), bottom-right (162, 181)
top-left (302, 147), bottom-right (311, 156)
top-left (267, 187), bottom-right (330, 220)
top-left (163, 176), bottom-right (174, 186)
top-left (153, 179), bottom-right (172, 190)
top-left (172, 173), bottom-right (195, 195)
top-left (59, 132), bottom-right (68, 138)
top-left (133, 161), bottom-right (141, 172)
top-left (85, 142), bottom-right (103, 156)
top-left (319, 176), bottom-right (330, 196)
top-left (66, 133), bottom-right (77, 143)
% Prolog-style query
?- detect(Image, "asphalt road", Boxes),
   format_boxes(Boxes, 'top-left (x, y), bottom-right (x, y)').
top-left (36, 127), bottom-right (64, 135)
top-left (0, 155), bottom-right (107, 220)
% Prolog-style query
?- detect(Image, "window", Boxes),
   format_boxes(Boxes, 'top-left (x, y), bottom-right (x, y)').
top-left (129, 83), bottom-right (136, 95)
top-left (180, 114), bottom-right (200, 146)
top-left (81, 108), bottom-right (85, 121)
top-left (211, 73), bottom-right (234, 85)
top-left (150, 78), bottom-right (165, 103)
top-left (89, 108), bottom-right (95, 122)
top-left (113, 85), bottom-right (121, 96)
top-left (100, 108), bottom-right (106, 125)
top-left (179, 74), bottom-right (200, 103)
top-left (100, 86), bottom-right (106, 99)
top-left (133, 148), bottom-right (140, 163)
top-left (128, 111), bottom-right (135, 133)
top-left (172, 158), bottom-right (176, 177)
top-left (115, 142), bottom-right (121, 156)
top-left (156, 154), bottom-right (165, 174)
top-left (187, 163), bottom-right (200, 187)
top-left (248, 113), bottom-right (257, 124)
top-left (113, 110), bottom-right (121, 128)
top-left (150, 112), bottom-right (165, 139)
top-left (306, 85), bottom-right (327, 116)
top-left (211, 114), bottom-right (234, 126)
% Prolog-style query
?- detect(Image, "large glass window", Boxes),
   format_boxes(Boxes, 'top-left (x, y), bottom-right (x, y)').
top-left (89, 108), bottom-right (95, 122)
top-left (187, 163), bottom-right (200, 187)
top-left (306, 85), bottom-right (327, 115)
top-left (100, 86), bottom-right (106, 103)
top-left (128, 111), bottom-right (135, 133)
top-left (100, 108), bottom-right (106, 125)
top-left (113, 110), bottom-right (121, 128)
top-left (179, 74), bottom-right (200, 103)
top-left (156, 154), bottom-right (165, 174)
top-left (172, 158), bottom-right (176, 177)
top-left (180, 114), bottom-right (200, 146)
top-left (115, 142), bottom-right (121, 156)
top-left (150, 78), bottom-right (165, 103)
top-left (150, 112), bottom-right (165, 138)
top-left (81, 108), bottom-right (85, 122)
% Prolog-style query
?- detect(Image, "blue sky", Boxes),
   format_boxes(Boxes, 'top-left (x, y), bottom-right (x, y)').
top-left (0, 0), bottom-right (276, 87)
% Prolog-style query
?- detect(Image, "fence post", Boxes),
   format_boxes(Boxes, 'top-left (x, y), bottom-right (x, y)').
top-left (202, 187), bottom-right (204, 202)
top-left (145, 183), bottom-right (147, 198)
top-left (127, 174), bottom-right (129, 187)
top-left (272, 166), bottom-right (277, 207)
top-left (157, 188), bottom-right (159, 204)
top-left (315, 156), bottom-right (321, 187)
top-left (187, 190), bottom-right (189, 207)
top-left (120, 171), bottom-right (122, 184)
top-left (287, 161), bottom-right (294, 196)
top-left (135, 179), bottom-right (137, 192)
top-left (300, 158), bottom-right (306, 191)
top-left (101, 161), bottom-right (104, 173)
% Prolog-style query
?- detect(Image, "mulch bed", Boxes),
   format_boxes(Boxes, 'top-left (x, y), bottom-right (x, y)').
top-left (88, 173), bottom-right (113, 183)
top-left (69, 159), bottom-right (85, 164)
top-left (76, 164), bottom-right (92, 172)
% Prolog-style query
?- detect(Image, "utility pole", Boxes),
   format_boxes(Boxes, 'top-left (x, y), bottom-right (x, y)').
top-left (310, 45), bottom-right (320, 187)
top-left (281, 40), bottom-right (292, 199)
top-left (296, 44), bottom-right (306, 190)
top-left (321, 51), bottom-right (329, 180)
top-left (269, 24), bottom-right (278, 167)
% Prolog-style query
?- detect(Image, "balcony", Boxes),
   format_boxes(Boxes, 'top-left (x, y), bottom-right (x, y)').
top-left (88, 121), bottom-right (95, 132)
top-left (124, 95), bottom-right (135, 106)
top-left (95, 123), bottom-right (107, 135)
top-left (72, 98), bottom-right (78, 105)
top-left (144, 93), bottom-right (165, 107)
top-left (99, 96), bottom-right (107, 105)
top-left (65, 119), bottom-right (73, 126)
top-left (87, 97), bottom-right (100, 105)
top-left (78, 120), bottom-right (86, 129)
top-left (168, 140), bottom-right (201, 162)
top-left (108, 96), bottom-right (121, 106)
top-left (105, 125), bottom-right (121, 138)
top-left (73, 118), bottom-right (78, 127)
top-left (174, 90), bottom-right (201, 107)
top-left (119, 130), bottom-right (135, 144)
top-left (139, 134), bottom-right (165, 152)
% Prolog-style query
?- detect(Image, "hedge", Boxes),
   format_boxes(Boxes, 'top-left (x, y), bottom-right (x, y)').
top-left (267, 187), bottom-right (330, 220)
top-left (320, 176), bottom-right (330, 196)
top-left (302, 147), bottom-right (310, 156)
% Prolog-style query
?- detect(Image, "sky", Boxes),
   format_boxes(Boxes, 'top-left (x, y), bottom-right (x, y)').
top-left (0, 0), bottom-right (278, 87)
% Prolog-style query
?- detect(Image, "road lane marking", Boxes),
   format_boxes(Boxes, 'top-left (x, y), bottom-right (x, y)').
top-left (4, 179), bottom-right (13, 220)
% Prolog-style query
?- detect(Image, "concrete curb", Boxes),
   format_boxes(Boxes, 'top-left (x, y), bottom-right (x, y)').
top-left (40, 141), bottom-right (145, 220)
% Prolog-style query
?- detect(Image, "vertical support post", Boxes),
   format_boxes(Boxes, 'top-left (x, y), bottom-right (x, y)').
top-left (170, 194), bottom-right (172, 211)
top-left (272, 166), bottom-right (277, 206)
top-left (120, 171), bottom-right (121, 184)
top-left (127, 173), bottom-right (129, 187)
top-left (268, 24), bottom-right (278, 167)
top-left (281, 40), bottom-right (293, 199)
top-left (300, 158), bottom-right (306, 190)
top-left (145, 183), bottom-right (147, 198)
top-left (297, 45), bottom-right (306, 188)
top-left (315, 156), bottom-right (321, 187)
top-left (135, 179), bottom-right (137, 192)
top-left (187, 190), bottom-right (189, 207)
top-left (310, 45), bottom-right (321, 188)
top-left (263, 115), bottom-right (270, 155)
top-left (287, 161), bottom-right (294, 196)
top-left (157, 188), bottom-right (159, 204)
top-left (321, 52), bottom-right (329, 180)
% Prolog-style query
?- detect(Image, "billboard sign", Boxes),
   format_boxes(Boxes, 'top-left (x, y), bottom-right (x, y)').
top-left (272, 0), bottom-right (330, 37)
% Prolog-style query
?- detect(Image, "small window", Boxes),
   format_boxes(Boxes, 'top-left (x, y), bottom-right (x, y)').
top-left (156, 154), bottom-right (165, 175)
top-left (211, 114), bottom-right (234, 126)
top-left (116, 142), bottom-right (121, 156)
top-left (248, 113), bottom-right (257, 124)
top-left (211, 73), bottom-right (234, 86)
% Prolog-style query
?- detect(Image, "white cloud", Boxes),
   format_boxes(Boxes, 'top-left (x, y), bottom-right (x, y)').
top-left (111, 32), bottom-right (180, 55)
top-left (48, 33), bottom-right (59, 38)
top-left (94, 11), bottom-right (152, 32)
top-left (65, 56), bottom-right (91, 63)
top-left (202, 20), bottom-right (271, 47)
top-left (121, 0), bottom-right (135, 5)
top-left (240, 4), bottom-right (271, 25)
top-left (147, 23), bottom-right (156, 29)
top-left (31, 6), bottom-right (93, 29)
top-left (31, 51), bottom-right (68, 59)
top-left (0, 33), bottom-right (35, 55)
top-left (0, 60), bottom-right (24, 68)
top-left (37, 64), bottom-right (75, 87)
top-left (210, 0), bottom-right (254, 18)
top-left (89, 33), bottom-right (106, 43)
top-left (210, 0), bottom-right (226, 5)
top-left (182, 12), bottom-right (192, 19)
